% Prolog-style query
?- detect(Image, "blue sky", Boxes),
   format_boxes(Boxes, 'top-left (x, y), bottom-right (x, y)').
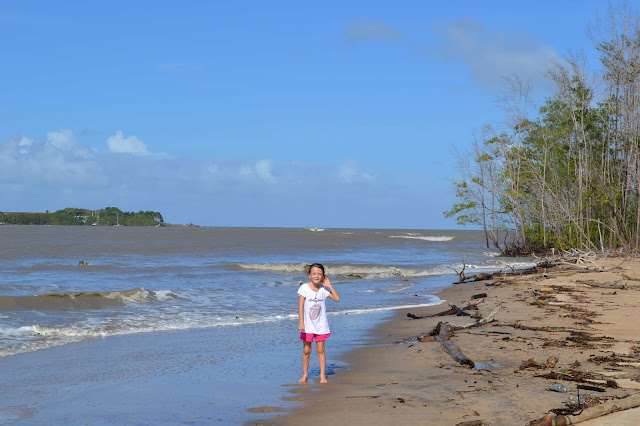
top-left (0, 1), bottom-right (612, 228)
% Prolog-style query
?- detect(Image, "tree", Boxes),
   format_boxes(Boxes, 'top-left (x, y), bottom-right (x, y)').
top-left (444, 130), bottom-right (505, 248)
top-left (446, 3), bottom-right (640, 254)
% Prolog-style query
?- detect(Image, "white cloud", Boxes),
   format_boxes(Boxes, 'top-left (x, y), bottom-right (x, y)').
top-left (47, 129), bottom-right (75, 151)
top-left (17, 136), bottom-right (32, 154)
top-left (0, 133), bottom-right (105, 188)
top-left (106, 130), bottom-right (150, 155)
top-left (18, 136), bottom-right (32, 146)
top-left (255, 159), bottom-right (277, 183)
top-left (430, 18), bottom-right (558, 91)
top-left (214, 159), bottom-right (278, 183)
top-left (337, 160), bottom-right (374, 183)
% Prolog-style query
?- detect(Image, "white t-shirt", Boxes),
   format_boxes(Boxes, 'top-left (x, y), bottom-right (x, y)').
top-left (298, 283), bottom-right (331, 334)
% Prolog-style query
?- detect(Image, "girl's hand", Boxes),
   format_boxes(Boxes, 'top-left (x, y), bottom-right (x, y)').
top-left (322, 277), bottom-right (332, 288)
top-left (324, 277), bottom-right (340, 302)
top-left (298, 321), bottom-right (305, 331)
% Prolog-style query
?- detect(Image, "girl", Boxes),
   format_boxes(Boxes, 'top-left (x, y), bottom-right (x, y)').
top-left (298, 263), bottom-right (340, 383)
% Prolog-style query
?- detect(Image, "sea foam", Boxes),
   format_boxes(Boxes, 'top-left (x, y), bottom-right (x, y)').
top-left (389, 235), bottom-right (455, 241)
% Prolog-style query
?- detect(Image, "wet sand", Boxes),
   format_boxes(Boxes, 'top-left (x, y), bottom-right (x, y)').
top-left (261, 258), bottom-right (640, 425)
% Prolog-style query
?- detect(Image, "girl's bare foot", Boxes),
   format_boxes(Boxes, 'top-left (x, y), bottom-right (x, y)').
top-left (298, 376), bottom-right (308, 383)
top-left (319, 377), bottom-right (328, 383)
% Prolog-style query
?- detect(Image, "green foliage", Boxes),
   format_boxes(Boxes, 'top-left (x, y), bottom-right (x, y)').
top-left (1, 207), bottom-right (165, 226)
top-left (443, 201), bottom-right (478, 226)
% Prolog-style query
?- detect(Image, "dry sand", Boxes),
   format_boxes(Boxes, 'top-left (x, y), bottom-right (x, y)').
top-left (256, 258), bottom-right (640, 425)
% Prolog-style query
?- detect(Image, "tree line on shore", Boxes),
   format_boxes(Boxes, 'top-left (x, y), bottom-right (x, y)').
top-left (0, 207), bottom-right (164, 227)
top-left (446, 4), bottom-right (640, 255)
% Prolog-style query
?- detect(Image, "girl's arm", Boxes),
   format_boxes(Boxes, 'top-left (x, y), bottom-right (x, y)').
top-left (323, 277), bottom-right (340, 302)
top-left (298, 295), bottom-right (306, 331)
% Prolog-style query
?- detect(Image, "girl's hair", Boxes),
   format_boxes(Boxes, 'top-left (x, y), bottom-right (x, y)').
top-left (307, 263), bottom-right (325, 275)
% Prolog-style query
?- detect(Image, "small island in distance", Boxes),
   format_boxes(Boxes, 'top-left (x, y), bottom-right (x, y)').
top-left (0, 207), bottom-right (166, 227)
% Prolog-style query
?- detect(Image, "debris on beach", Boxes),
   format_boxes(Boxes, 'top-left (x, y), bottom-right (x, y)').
top-left (529, 394), bottom-right (640, 426)
top-left (536, 370), bottom-right (618, 389)
top-left (519, 356), bottom-right (559, 370)
top-left (407, 306), bottom-right (501, 368)
top-left (406, 297), bottom-right (484, 320)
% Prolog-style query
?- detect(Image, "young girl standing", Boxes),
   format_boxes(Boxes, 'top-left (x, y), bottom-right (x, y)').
top-left (298, 263), bottom-right (340, 383)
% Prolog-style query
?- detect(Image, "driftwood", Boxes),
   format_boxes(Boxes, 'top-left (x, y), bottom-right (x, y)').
top-left (423, 307), bottom-right (501, 368)
top-left (454, 265), bottom-right (539, 285)
top-left (407, 299), bottom-right (484, 320)
top-left (437, 323), bottom-right (474, 368)
top-left (536, 370), bottom-right (618, 389)
top-left (454, 250), bottom-right (611, 286)
top-left (529, 393), bottom-right (640, 425)
top-left (407, 305), bottom-right (470, 320)
top-left (455, 420), bottom-right (484, 426)
top-left (448, 306), bottom-right (500, 330)
top-left (452, 256), bottom-right (467, 283)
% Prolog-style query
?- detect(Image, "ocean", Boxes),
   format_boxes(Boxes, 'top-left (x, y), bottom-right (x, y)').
top-left (0, 226), bottom-right (534, 423)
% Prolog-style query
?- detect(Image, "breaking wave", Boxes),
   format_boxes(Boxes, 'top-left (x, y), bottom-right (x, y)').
top-left (238, 260), bottom-right (536, 279)
top-left (389, 235), bottom-right (455, 241)
top-left (238, 262), bottom-right (432, 278)
top-left (238, 262), bottom-right (310, 274)
top-left (0, 288), bottom-right (179, 311)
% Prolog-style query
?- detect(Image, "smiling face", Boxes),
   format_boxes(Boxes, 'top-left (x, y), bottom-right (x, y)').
top-left (308, 266), bottom-right (325, 285)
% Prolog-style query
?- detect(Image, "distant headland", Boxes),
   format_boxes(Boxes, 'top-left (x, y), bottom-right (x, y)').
top-left (0, 207), bottom-right (164, 226)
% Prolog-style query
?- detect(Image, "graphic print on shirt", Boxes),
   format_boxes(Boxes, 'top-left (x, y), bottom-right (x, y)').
top-left (308, 292), bottom-right (322, 320)
top-left (309, 300), bottom-right (322, 320)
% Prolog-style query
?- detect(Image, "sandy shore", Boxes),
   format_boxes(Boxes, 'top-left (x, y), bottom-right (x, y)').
top-left (259, 258), bottom-right (640, 425)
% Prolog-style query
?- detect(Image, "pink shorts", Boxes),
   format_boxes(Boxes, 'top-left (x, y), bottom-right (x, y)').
top-left (300, 332), bottom-right (331, 342)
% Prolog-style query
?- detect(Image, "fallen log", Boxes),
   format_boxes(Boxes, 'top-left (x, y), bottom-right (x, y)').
top-left (551, 261), bottom-right (602, 271)
top-left (434, 307), bottom-right (501, 368)
top-left (529, 393), bottom-right (640, 425)
top-left (434, 305), bottom-right (471, 317)
top-left (407, 301), bottom-right (481, 320)
top-left (454, 266), bottom-right (540, 285)
top-left (440, 336), bottom-right (475, 368)
top-left (436, 322), bottom-right (474, 368)
top-left (455, 420), bottom-right (484, 426)
top-left (404, 306), bottom-right (500, 363)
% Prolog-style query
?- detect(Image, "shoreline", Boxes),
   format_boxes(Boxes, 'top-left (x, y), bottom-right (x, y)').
top-left (258, 257), bottom-right (640, 425)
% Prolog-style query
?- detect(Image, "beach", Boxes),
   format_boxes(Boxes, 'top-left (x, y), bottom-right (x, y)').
top-left (263, 257), bottom-right (640, 425)
top-left (7, 227), bottom-right (640, 424)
